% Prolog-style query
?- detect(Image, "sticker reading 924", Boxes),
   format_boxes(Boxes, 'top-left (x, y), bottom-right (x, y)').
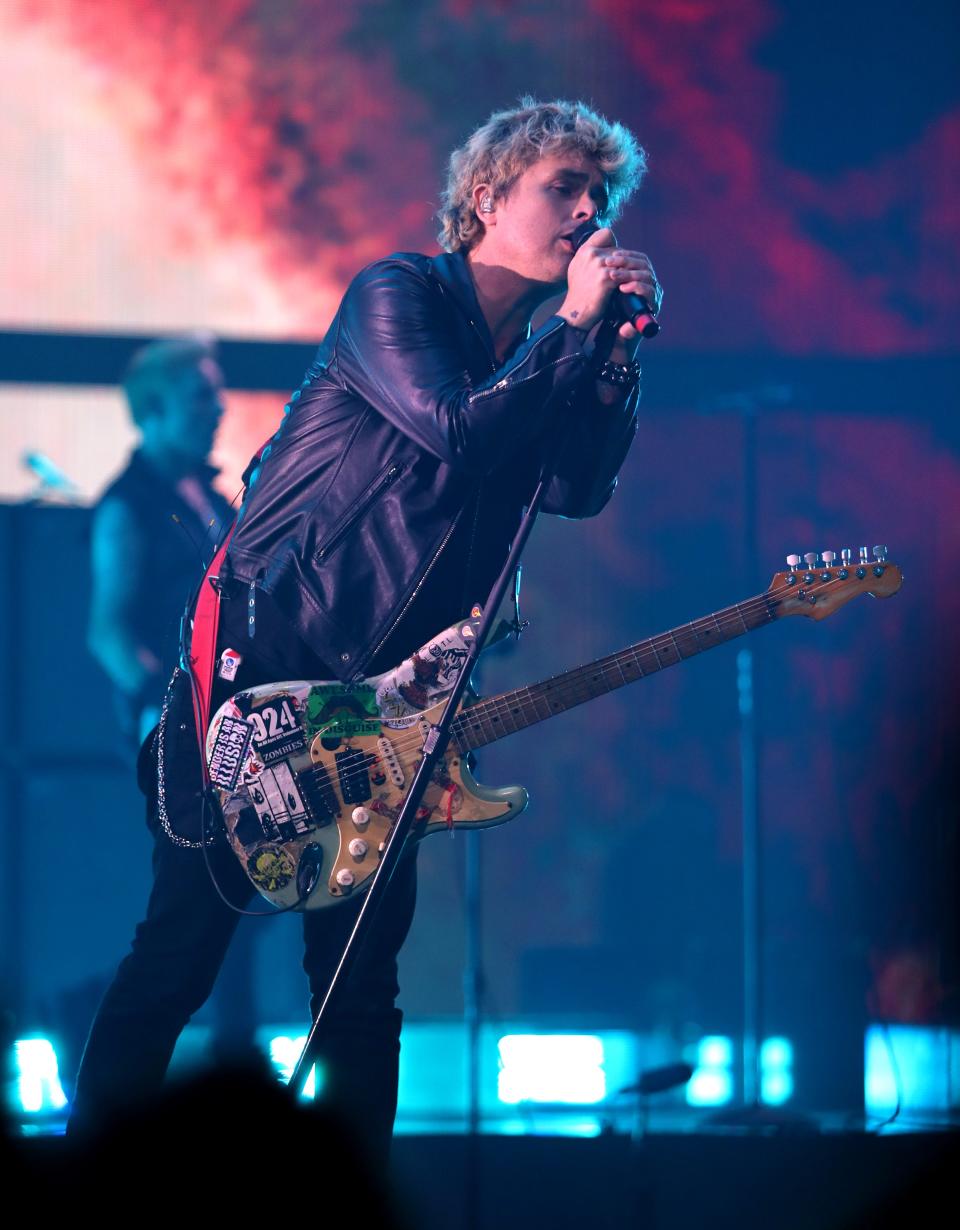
top-left (208, 715), bottom-right (254, 790)
top-left (247, 697), bottom-right (307, 765)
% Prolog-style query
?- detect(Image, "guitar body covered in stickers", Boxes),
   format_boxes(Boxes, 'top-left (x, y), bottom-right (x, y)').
top-left (205, 613), bottom-right (522, 911)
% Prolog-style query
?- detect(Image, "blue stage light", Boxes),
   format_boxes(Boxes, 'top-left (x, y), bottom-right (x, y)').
top-left (685, 1035), bottom-right (735, 1106)
top-left (13, 1038), bottom-right (68, 1114)
top-left (266, 1034), bottom-right (323, 1100)
top-left (760, 1036), bottom-right (793, 1070)
top-left (497, 1034), bottom-right (607, 1105)
top-left (865, 1024), bottom-right (959, 1117)
top-left (760, 1036), bottom-right (794, 1105)
top-left (760, 1069), bottom-right (794, 1105)
top-left (686, 1067), bottom-right (734, 1106)
top-left (697, 1035), bottom-right (734, 1069)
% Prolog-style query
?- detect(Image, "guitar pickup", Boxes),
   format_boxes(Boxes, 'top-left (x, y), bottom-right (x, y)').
top-left (376, 735), bottom-right (405, 787)
top-left (335, 747), bottom-right (371, 804)
top-left (296, 761), bottom-right (339, 827)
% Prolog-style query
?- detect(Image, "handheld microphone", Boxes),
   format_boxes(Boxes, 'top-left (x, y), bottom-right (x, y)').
top-left (570, 221), bottom-right (660, 339)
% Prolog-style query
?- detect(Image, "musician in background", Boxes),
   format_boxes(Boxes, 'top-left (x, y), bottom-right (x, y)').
top-left (71, 98), bottom-right (661, 1163)
top-left (88, 332), bottom-right (232, 746)
top-left (87, 334), bottom-right (260, 1068)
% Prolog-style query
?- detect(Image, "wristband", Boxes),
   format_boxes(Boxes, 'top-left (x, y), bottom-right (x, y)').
top-left (595, 358), bottom-right (642, 388)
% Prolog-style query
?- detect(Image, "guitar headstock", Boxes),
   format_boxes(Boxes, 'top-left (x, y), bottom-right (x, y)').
top-left (769, 546), bottom-right (902, 621)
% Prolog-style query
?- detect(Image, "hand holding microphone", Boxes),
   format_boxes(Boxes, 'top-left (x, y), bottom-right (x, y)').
top-left (558, 221), bottom-right (663, 341)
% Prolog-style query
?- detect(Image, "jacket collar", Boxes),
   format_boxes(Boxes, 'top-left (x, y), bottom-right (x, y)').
top-left (428, 249), bottom-right (497, 361)
top-left (428, 249), bottom-right (536, 364)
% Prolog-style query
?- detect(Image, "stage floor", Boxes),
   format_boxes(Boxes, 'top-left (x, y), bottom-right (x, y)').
top-left (11, 1116), bottom-right (958, 1230)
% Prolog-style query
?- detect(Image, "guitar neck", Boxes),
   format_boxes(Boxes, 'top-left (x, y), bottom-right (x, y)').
top-left (452, 591), bottom-right (776, 752)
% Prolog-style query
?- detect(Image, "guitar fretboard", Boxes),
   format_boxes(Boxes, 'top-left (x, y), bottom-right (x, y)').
top-left (451, 592), bottom-right (776, 752)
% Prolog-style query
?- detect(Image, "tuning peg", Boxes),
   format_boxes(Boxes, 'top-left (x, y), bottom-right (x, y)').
top-left (803, 552), bottom-right (818, 570)
top-left (821, 551), bottom-right (836, 566)
top-left (859, 547), bottom-right (870, 564)
top-left (873, 545), bottom-right (888, 562)
top-left (841, 548), bottom-right (852, 565)
top-left (786, 554), bottom-right (801, 570)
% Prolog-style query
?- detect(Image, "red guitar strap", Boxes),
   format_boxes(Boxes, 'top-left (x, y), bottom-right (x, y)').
top-left (188, 521), bottom-right (236, 785)
top-left (188, 434), bottom-right (273, 783)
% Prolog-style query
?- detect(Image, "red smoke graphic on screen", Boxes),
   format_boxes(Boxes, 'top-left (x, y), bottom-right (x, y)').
top-left (5, 0), bottom-right (957, 351)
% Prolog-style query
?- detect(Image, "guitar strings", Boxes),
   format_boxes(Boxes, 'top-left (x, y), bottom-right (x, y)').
top-left (363, 579), bottom-right (794, 768)
top-left (237, 573), bottom-right (837, 801)
top-left (240, 577), bottom-right (806, 799)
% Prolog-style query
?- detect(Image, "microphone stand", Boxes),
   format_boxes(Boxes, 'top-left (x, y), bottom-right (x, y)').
top-left (288, 423), bottom-right (571, 1100)
top-left (699, 386), bottom-right (816, 1132)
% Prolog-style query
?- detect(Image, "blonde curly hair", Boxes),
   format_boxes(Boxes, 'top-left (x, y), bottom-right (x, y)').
top-left (437, 97), bottom-right (646, 253)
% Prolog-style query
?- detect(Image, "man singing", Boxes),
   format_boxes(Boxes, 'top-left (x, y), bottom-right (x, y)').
top-left (71, 97), bottom-right (661, 1162)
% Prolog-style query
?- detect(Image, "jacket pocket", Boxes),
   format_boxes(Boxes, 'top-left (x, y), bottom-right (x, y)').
top-left (314, 459), bottom-right (406, 562)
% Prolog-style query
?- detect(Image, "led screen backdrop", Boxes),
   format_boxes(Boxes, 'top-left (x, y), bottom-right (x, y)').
top-left (2, 0), bottom-right (957, 350)
top-left (1, 0), bottom-right (958, 1075)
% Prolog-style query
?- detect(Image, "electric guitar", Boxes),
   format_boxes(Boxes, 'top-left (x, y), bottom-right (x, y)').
top-left (205, 549), bottom-right (902, 910)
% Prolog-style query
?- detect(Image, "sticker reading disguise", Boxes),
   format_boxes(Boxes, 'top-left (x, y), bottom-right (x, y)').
top-left (248, 696), bottom-right (307, 766)
top-left (208, 715), bottom-right (254, 790)
top-left (306, 684), bottom-right (381, 739)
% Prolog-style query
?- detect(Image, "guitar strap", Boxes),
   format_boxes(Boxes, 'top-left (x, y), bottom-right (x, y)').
top-left (187, 520), bottom-right (236, 787)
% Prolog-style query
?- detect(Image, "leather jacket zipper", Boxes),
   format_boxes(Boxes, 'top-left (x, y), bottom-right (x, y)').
top-left (363, 505), bottom-right (466, 672)
top-left (315, 461), bottom-right (404, 561)
top-left (470, 348), bottom-right (576, 400)
top-left (457, 298), bottom-right (569, 399)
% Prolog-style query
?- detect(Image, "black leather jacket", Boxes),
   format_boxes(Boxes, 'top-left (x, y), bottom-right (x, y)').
top-left (222, 249), bottom-right (639, 681)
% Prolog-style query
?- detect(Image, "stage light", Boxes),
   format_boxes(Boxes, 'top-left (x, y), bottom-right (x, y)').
top-left (760, 1036), bottom-right (793, 1070)
top-left (760, 1036), bottom-right (794, 1105)
top-left (865, 1024), bottom-right (959, 1117)
top-left (14, 1037), bottom-right (68, 1114)
top-left (685, 1035), bottom-right (734, 1106)
top-left (497, 1034), bottom-right (606, 1105)
top-left (267, 1034), bottom-right (323, 1100)
top-left (760, 1069), bottom-right (794, 1105)
top-left (697, 1035), bottom-right (734, 1069)
top-left (686, 1067), bottom-right (734, 1106)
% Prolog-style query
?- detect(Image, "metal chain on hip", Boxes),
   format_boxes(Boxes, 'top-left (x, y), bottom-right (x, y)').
top-left (156, 667), bottom-right (218, 850)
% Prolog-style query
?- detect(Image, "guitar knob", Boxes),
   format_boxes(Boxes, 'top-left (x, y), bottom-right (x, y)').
top-left (336, 868), bottom-right (355, 888)
top-left (351, 807), bottom-right (370, 829)
top-left (873, 545), bottom-right (888, 562)
top-left (840, 548), bottom-right (853, 565)
top-left (803, 552), bottom-right (818, 568)
top-left (821, 551), bottom-right (836, 566)
top-left (348, 838), bottom-right (369, 859)
top-left (859, 547), bottom-right (870, 564)
top-left (786, 554), bottom-right (801, 570)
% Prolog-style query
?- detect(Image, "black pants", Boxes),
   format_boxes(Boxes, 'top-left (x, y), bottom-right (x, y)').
top-left (70, 801), bottom-right (418, 1165)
